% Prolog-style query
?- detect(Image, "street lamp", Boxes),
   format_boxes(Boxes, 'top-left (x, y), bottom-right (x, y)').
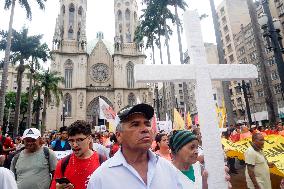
top-left (153, 83), bottom-right (162, 120)
top-left (237, 80), bottom-right (252, 126)
top-left (258, 1), bottom-right (284, 98)
top-left (61, 104), bottom-right (67, 127)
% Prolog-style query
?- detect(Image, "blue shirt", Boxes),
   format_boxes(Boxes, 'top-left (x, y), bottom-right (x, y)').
top-left (87, 149), bottom-right (185, 189)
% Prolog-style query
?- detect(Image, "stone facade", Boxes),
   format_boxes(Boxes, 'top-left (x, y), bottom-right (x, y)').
top-left (46, 0), bottom-right (151, 130)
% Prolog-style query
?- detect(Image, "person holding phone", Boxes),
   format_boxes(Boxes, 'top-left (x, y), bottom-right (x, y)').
top-left (50, 120), bottom-right (104, 189)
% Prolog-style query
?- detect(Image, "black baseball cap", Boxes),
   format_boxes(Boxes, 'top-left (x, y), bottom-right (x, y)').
top-left (117, 104), bottom-right (154, 123)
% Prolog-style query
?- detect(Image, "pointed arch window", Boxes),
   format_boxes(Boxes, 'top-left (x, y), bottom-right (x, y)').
top-left (128, 93), bottom-right (136, 106)
top-left (61, 5), bottom-right (65, 14)
top-left (117, 10), bottom-right (122, 21)
top-left (68, 3), bottom-right (75, 39)
top-left (134, 12), bottom-right (137, 21)
top-left (78, 6), bottom-right (83, 16)
top-left (64, 59), bottom-right (73, 88)
top-left (125, 9), bottom-right (130, 21)
top-left (126, 62), bottom-right (134, 88)
top-left (64, 93), bottom-right (72, 117)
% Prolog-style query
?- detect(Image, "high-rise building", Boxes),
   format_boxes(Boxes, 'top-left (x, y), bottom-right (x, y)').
top-left (46, 0), bottom-right (151, 130)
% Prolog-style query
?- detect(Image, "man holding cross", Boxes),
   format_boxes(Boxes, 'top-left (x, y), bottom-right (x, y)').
top-left (135, 10), bottom-right (257, 189)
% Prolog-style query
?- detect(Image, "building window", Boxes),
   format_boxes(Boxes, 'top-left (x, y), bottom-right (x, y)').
top-left (250, 52), bottom-right (257, 61)
top-left (126, 62), bottom-right (134, 88)
top-left (222, 16), bottom-right (227, 25)
top-left (223, 25), bottom-right (229, 33)
top-left (274, 84), bottom-right (282, 94)
top-left (237, 97), bottom-right (242, 105)
top-left (128, 93), bottom-right (136, 106)
top-left (279, 4), bottom-right (284, 16)
top-left (271, 70), bottom-right (279, 80)
top-left (68, 3), bottom-right (75, 39)
top-left (267, 58), bottom-right (275, 66)
top-left (125, 9), bottom-right (130, 21)
top-left (64, 93), bottom-right (72, 117)
top-left (61, 5), bottom-right (65, 14)
top-left (257, 89), bottom-right (264, 97)
top-left (227, 44), bottom-right (232, 53)
top-left (240, 57), bottom-right (248, 64)
top-left (64, 59), bottom-right (73, 88)
top-left (178, 84), bottom-right (182, 87)
top-left (78, 6), bottom-right (83, 16)
top-left (179, 90), bottom-right (183, 94)
top-left (235, 86), bottom-right (242, 94)
top-left (229, 54), bottom-right (234, 63)
top-left (255, 77), bottom-right (262, 85)
top-left (225, 34), bottom-right (230, 43)
top-left (220, 7), bottom-right (225, 15)
top-left (117, 10), bottom-right (122, 21)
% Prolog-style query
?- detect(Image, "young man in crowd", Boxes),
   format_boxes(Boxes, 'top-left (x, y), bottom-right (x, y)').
top-left (0, 126), bottom-right (15, 157)
top-left (87, 104), bottom-right (185, 189)
top-left (10, 128), bottom-right (57, 189)
top-left (51, 120), bottom-right (104, 189)
top-left (51, 126), bottom-right (71, 151)
top-left (245, 133), bottom-right (274, 189)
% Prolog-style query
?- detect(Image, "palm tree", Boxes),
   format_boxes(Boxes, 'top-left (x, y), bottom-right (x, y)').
top-left (34, 70), bottom-right (63, 133)
top-left (0, 28), bottom-right (44, 135)
top-left (26, 43), bottom-right (50, 128)
top-left (0, 0), bottom-right (47, 129)
top-left (167, 0), bottom-right (187, 64)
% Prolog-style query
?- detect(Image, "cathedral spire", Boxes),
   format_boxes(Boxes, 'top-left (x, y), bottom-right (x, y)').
top-left (52, 0), bottom-right (87, 52)
top-left (114, 0), bottom-right (138, 44)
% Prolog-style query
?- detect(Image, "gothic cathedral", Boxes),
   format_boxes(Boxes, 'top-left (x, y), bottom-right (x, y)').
top-left (46, 0), bottom-right (151, 130)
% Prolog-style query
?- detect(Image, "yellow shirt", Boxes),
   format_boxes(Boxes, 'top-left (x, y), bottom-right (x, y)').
top-left (245, 146), bottom-right (271, 189)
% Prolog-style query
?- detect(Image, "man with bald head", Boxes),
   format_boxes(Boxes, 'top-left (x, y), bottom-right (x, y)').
top-left (245, 133), bottom-right (273, 189)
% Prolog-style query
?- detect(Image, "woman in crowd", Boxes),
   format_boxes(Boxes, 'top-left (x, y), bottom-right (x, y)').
top-left (169, 130), bottom-right (205, 189)
top-left (154, 133), bottom-right (171, 161)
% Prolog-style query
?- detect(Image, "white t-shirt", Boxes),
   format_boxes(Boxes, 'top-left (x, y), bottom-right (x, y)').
top-left (0, 167), bottom-right (18, 189)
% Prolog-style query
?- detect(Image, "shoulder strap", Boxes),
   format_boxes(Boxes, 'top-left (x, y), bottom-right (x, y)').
top-left (98, 154), bottom-right (106, 165)
top-left (61, 154), bottom-right (72, 176)
top-left (43, 147), bottom-right (51, 173)
top-left (13, 149), bottom-right (24, 180)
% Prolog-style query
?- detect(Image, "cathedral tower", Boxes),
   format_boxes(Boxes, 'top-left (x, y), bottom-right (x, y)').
top-left (114, 0), bottom-right (138, 43)
top-left (53, 0), bottom-right (87, 53)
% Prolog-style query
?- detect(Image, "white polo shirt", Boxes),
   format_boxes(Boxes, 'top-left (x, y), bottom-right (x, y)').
top-left (87, 149), bottom-right (191, 189)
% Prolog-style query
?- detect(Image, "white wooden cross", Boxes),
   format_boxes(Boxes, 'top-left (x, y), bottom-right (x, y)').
top-left (134, 10), bottom-right (258, 189)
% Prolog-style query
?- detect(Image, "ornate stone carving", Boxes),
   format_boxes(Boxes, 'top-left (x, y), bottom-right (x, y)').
top-left (117, 93), bottom-right (122, 109)
top-left (90, 63), bottom-right (110, 82)
top-left (114, 59), bottom-right (122, 70)
top-left (79, 92), bottom-right (84, 108)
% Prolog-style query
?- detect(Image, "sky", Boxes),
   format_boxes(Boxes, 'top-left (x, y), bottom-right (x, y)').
top-left (0, 0), bottom-right (223, 66)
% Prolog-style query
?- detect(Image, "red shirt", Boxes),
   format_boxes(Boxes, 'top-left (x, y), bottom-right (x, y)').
top-left (50, 152), bottom-right (100, 189)
top-left (0, 135), bottom-right (14, 156)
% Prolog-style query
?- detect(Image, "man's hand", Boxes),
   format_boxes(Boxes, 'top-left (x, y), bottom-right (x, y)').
top-left (224, 166), bottom-right (232, 189)
top-left (280, 178), bottom-right (284, 189)
top-left (56, 183), bottom-right (74, 189)
top-left (268, 162), bottom-right (275, 168)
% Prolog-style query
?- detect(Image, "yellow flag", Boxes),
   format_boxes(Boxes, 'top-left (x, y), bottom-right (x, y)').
top-left (222, 135), bottom-right (284, 177)
top-left (186, 112), bottom-right (192, 129)
top-left (216, 99), bottom-right (227, 128)
top-left (173, 108), bottom-right (185, 130)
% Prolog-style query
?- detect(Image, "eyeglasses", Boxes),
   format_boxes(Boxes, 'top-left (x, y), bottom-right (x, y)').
top-left (68, 136), bottom-right (89, 145)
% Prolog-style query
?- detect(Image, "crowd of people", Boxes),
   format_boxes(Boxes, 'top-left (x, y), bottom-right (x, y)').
top-left (0, 103), bottom-right (283, 189)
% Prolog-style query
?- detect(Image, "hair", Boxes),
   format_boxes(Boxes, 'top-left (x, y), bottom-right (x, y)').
top-left (67, 120), bottom-right (92, 136)
top-left (116, 123), bottom-right (123, 132)
top-left (154, 133), bottom-right (167, 151)
top-left (252, 133), bottom-right (263, 142)
top-left (192, 128), bottom-right (200, 135)
top-left (110, 134), bottom-right (118, 143)
top-left (59, 126), bottom-right (68, 133)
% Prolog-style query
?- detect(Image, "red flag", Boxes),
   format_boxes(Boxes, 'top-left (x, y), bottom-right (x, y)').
top-left (151, 114), bottom-right (158, 134)
top-left (194, 115), bottom-right (199, 125)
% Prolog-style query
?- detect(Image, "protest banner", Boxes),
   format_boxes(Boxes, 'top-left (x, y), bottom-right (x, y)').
top-left (222, 135), bottom-right (284, 177)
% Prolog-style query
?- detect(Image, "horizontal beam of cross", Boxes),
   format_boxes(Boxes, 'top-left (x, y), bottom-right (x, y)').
top-left (135, 64), bottom-right (258, 83)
